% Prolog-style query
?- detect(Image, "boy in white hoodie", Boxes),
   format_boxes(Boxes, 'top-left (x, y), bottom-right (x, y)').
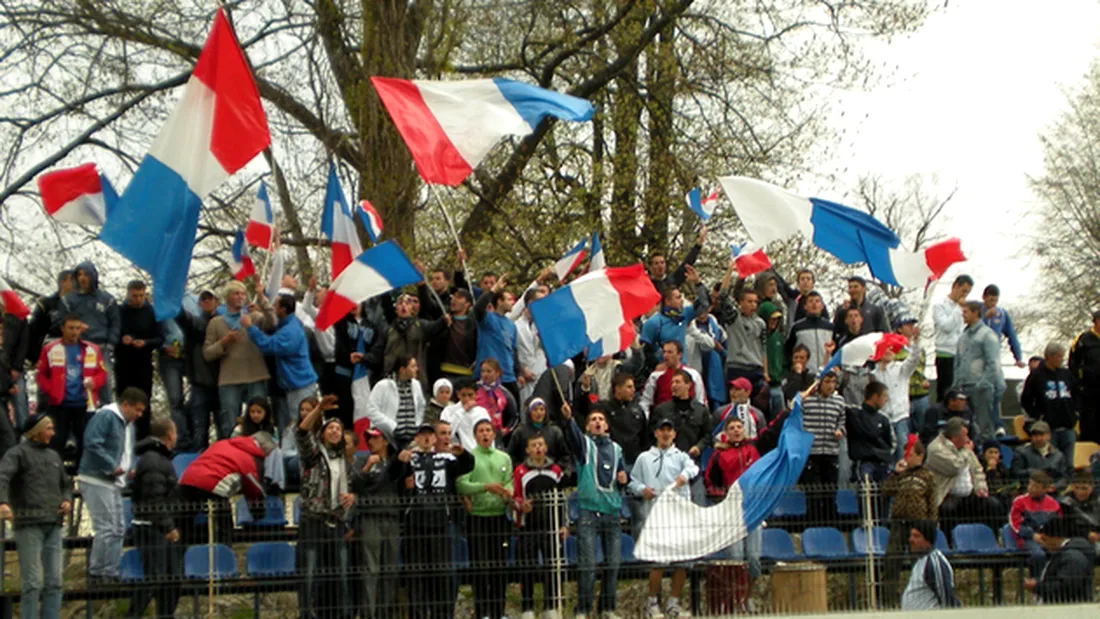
top-left (629, 419), bottom-right (700, 619)
top-left (439, 378), bottom-right (491, 452)
top-left (872, 326), bottom-right (921, 461)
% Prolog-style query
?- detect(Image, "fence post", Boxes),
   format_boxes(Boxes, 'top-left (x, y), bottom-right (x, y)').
top-left (207, 499), bottom-right (215, 619)
top-left (860, 473), bottom-right (877, 610)
top-left (552, 488), bottom-right (564, 617)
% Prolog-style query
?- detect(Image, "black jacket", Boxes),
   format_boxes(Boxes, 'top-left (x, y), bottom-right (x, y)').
top-left (117, 301), bottom-right (163, 372)
top-left (508, 418), bottom-right (569, 468)
top-left (1, 314), bottom-right (28, 372)
top-left (919, 402), bottom-right (979, 446)
top-left (178, 309), bottom-right (218, 387)
top-left (27, 292), bottom-right (66, 364)
top-left (600, 398), bottom-right (650, 466)
top-left (130, 437), bottom-right (178, 534)
top-left (1069, 329), bottom-right (1100, 386)
top-left (1035, 538), bottom-right (1095, 603)
top-left (0, 439), bottom-right (73, 527)
top-left (402, 448), bottom-right (474, 529)
top-left (651, 397), bottom-right (712, 458)
top-left (350, 450), bottom-right (405, 520)
top-left (833, 298), bottom-right (889, 338)
top-left (1020, 365), bottom-right (1077, 430)
top-left (1059, 492), bottom-right (1100, 539)
top-left (846, 404), bottom-right (894, 465)
top-left (1011, 443), bottom-right (1070, 488)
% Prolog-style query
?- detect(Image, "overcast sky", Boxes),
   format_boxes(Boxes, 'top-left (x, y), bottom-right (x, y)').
top-left (817, 0), bottom-right (1100, 309)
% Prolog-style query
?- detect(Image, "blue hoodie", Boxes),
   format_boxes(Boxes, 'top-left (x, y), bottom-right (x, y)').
top-left (63, 261), bottom-right (119, 347)
top-left (247, 314), bottom-right (318, 391)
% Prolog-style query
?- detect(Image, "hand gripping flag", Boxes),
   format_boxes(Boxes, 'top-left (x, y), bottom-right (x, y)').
top-left (529, 263), bottom-right (660, 367)
top-left (314, 241), bottom-right (422, 331)
top-left (99, 9), bottom-right (270, 319)
top-left (686, 187), bottom-right (720, 221)
top-left (320, 162), bottom-right (363, 279)
top-left (357, 200), bottom-right (384, 243)
top-left (730, 242), bottom-right (772, 279)
top-left (245, 182), bottom-right (274, 249)
top-left (37, 163), bottom-right (118, 226)
top-left (818, 331), bottom-right (909, 379)
top-left (588, 232), bottom-right (606, 272)
top-left (372, 77), bottom-right (595, 186)
top-left (553, 237), bottom-right (588, 282)
top-left (230, 229), bottom-right (255, 281)
top-left (0, 278), bottom-right (30, 320)
top-left (717, 177), bottom-right (966, 288)
top-left (635, 394), bottom-right (813, 563)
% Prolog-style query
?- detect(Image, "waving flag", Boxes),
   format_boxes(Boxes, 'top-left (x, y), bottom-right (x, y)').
top-left (99, 8), bottom-right (270, 319)
top-left (819, 331), bottom-right (909, 378)
top-left (635, 395), bottom-right (813, 562)
top-left (372, 77), bottom-right (595, 186)
top-left (314, 241), bottom-right (422, 331)
top-left (730, 242), bottom-right (772, 279)
top-left (588, 232), bottom-right (606, 272)
top-left (0, 278), bottom-right (30, 320)
top-left (717, 177), bottom-right (966, 288)
top-left (357, 200), bottom-right (383, 243)
top-left (529, 263), bottom-right (660, 367)
top-left (245, 182), bottom-right (274, 249)
top-left (586, 320), bottom-right (635, 360)
top-left (320, 163), bottom-right (363, 279)
top-left (230, 229), bottom-right (255, 281)
top-left (37, 163), bottom-right (117, 226)
top-left (553, 237), bottom-right (589, 282)
top-left (686, 187), bottom-right (720, 221)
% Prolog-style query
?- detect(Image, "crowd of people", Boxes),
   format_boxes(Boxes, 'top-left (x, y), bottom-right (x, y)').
top-left (0, 242), bottom-right (1098, 618)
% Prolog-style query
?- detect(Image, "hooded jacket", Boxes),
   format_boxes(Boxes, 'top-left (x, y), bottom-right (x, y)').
top-left (1035, 537), bottom-right (1095, 603)
top-left (179, 436), bottom-right (265, 500)
top-left (564, 418), bottom-right (628, 516)
top-left (248, 313), bottom-right (318, 391)
top-left (785, 314), bottom-right (834, 373)
top-left (704, 440), bottom-right (759, 496)
top-left (0, 438), bottom-right (72, 527)
top-left (508, 411), bottom-right (569, 467)
top-left (130, 437), bottom-right (178, 534)
top-left (63, 261), bottom-right (119, 347)
top-left (1020, 364), bottom-right (1077, 430)
top-left (629, 443), bottom-right (699, 522)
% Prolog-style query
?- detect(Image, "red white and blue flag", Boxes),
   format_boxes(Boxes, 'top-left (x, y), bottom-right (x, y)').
top-left (37, 163), bottom-right (117, 226)
top-left (529, 263), bottom-right (660, 366)
top-left (0, 277), bottom-right (30, 320)
top-left (686, 187), bottom-right (720, 221)
top-left (245, 182), bottom-right (274, 249)
top-left (320, 163), bottom-right (363, 279)
top-left (99, 8), bottom-right (270, 319)
top-left (730, 242), bottom-right (772, 279)
top-left (818, 332), bottom-right (909, 378)
top-left (588, 232), bottom-right (606, 272)
top-left (314, 241), bottom-right (422, 331)
top-left (553, 237), bottom-right (589, 282)
top-left (230, 229), bottom-right (255, 281)
top-left (357, 199), bottom-right (383, 243)
top-left (371, 77), bottom-right (594, 186)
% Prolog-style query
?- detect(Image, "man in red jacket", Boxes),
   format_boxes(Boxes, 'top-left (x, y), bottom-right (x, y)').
top-left (178, 433), bottom-right (275, 542)
top-left (35, 314), bottom-right (107, 463)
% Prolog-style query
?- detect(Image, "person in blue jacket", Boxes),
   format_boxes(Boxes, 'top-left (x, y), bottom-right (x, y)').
top-left (641, 265), bottom-right (709, 366)
top-left (473, 277), bottom-right (521, 402)
top-left (242, 294), bottom-right (318, 430)
top-left (981, 284), bottom-right (1025, 437)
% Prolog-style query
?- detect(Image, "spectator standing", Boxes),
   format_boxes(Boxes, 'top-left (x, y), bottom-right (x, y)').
top-left (561, 403), bottom-right (630, 619)
top-left (350, 427), bottom-right (404, 619)
top-left (871, 333), bottom-right (921, 460)
top-left (688, 308), bottom-right (728, 407)
top-left (511, 433), bottom-right (566, 619)
top-left (440, 379), bottom-right (491, 452)
top-left (426, 378), bottom-right (452, 424)
top-left (1024, 517), bottom-right (1095, 603)
top-left (332, 304), bottom-right (383, 429)
top-left (27, 269), bottom-right (73, 368)
top-left (639, 341), bottom-right (706, 416)
top-left (705, 417), bottom-right (762, 604)
top-left (157, 315), bottom-right (187, 447)
top-left (78, 387), bottom-right (146, 583)
top-left (1, 300), bottom-right (29, 432)
top-left (430, 289), bottom-right (478, 385)
top-left (651, 370), bottom-right (711, 503)
top-left (832, 276), bottom-right (889, 337)
top-left (900, 520), bottom-right (960, 610)
top-left (784, 291), bottom-right (833, 373)
top-left (647, 229), bottom-right (705, 294)
top-left (364, 354), bottom-right (426, 449)
top-left (640, 266), bottom-right (708, 366)
top-left (126, 418), bottom-right (182, 619)
top-left (458, 419), bottom-right (514, 619)
top-left (36, 313), bottom-right (108, 464)
top-left (1020, 342), bottom-right (1077, 468)
top-left (932, 275), bottom-right (972, 402)
top-left (882, 439), bottom-right (937, 608)
top-left (203, 281), bottom-right (275, 440)
top-left (953, 301), bottom-right (1000, 442)
top-left (1069, 310), bottom-right (1100, 442)
top-left (847, 382), bottom-right (895, 520)
top-left (598, 374), bottom-right (650, 468)
top-left (116, 281), bottom-right (161, 440)
top-left (713, 378), bottom-right (767, 440)
top-left (780, 345), bottom-right (815, 404)
top-left (382, 293), bottom-right (445, 386)
top-left (63, 261), bottom-right (119, 404)
top-left (177, 290), bottom-right (221, 451)
top-left (630, 418), bottom-right (698, 619)
top-left (981, 284), bottom-right (1025, 436)
top-left (178, 432), bottom-right (275, 543)
top-left (515, 287), bottom-right (549, 403)
top-left (798, 372), bottom-right (847, 523)
top-left (759, 301), bottom-right (787, 415)
top-left (509, 397), bottom-right (569, 467)
top-left (476, 357), bottom-right (519, 443)
top-left (474, 278), bottom-right (521, 402)
top-left (0, 414), bottom-right (73, 619)
top-left (1011, 421), bottom-right (1070, 490)
top-left (1009, 470), bottom-right (1063, 576)
top-left (893, 316), bottom-right (930, 433)
top-left (244, 293), bottom-right (318, 432)
top-left (715, 268), bottom-right (768, 388)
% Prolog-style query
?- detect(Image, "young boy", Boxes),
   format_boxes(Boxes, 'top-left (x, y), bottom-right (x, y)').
top-left (562, 402), bottom-right (630, 619)
top-left (1009, 470), bottom-right (1063, 575)
top-left (457, 419), bottom-right (514, 619)
top-left (759, 301), bottom-right (787, 417)
top-left (780, 344), bottom-right (815, 404)
top-left (881, 437), bottom-right (937, 608)
top-left (512, 433), bottom-right (566, 619)
top-left (1059, 469), bottom-right (1100, 553)
top-left (704, 417), bottom-right (761, 612)
top-left (871, 332), bottom-right (920, 461)
top-left (401, 422), bottom-right (474, 619)
top-left (440, 378), bottom-right (491, 452)
top-left (509, 397), bottom-right (569, 467)
top-left (981, 440), bottom-right (1018, 511)
top-left (630, 419), bottom-right (699, 619)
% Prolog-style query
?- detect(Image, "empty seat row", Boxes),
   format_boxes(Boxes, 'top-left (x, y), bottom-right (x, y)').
top-left (762, 524), bottom-right (1022, 561)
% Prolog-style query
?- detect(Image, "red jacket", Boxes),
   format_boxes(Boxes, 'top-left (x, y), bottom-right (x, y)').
top-left (705, 440), bottom-right (760, 497)
top-left (179, 437), bottom-right (265, 500)
top-left (35, 339), bottom-right (107, 408)
top-left (1009, 493), bottom-right (1062, 548)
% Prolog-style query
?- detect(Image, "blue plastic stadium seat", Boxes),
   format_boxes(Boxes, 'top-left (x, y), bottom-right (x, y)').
top-left (1001, 524), bottom-right (1027, 554)
top-left (952, 524), bottom-right (1002, 555)
top-left (183, 544), bottom-right (238, 579)
top-left (772, 490), bottom-right (806, 518)
top-left (999, 445), bottom-right (1013, 469)
top-left (852, 526), bottom-right (889, 557)
top-left (935, 529), bottom-right (952, 555)
top-left (172, 452), bottom-right (199, 478)
top-left (835, 489), bottom-right (859, 516)
top-left (120, 548), bottom-right (143, 582)
top-left (761, 528), bottom-right (800, 561)
top-left (800, 527), bottom-right (854, 559)
top-left (236, 496), bottom-right (288, 527)
top-left (621, 533), bottom-right (635, 562)
top-left (245, 542), bottom-right (295, 577)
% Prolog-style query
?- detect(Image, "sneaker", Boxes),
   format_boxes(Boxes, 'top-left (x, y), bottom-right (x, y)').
top-left (522, 612), bottom-right (537, 619)
top-left (996, 427), bottom-right (1007, 437)
top-left (543, 611), bottom-right (561, 619)
top-left (667, 607), bottom-right (691, 619)
top-left (575, 614), bottom-right (587, 619)
top-left (646, 601), bottom-right (664, 619)
top-left (601, 613), bottom-right (622, 619)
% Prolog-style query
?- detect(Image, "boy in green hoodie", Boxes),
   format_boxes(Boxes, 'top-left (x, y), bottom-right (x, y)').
top-left (759, 301), bottom-right (787, 418)
top-left (457, 418), bottom-right (514, 619)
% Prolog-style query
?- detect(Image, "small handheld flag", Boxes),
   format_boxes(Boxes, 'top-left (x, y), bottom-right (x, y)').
top-left (37, 163), bottom-right (116, 226)
top-left (553, 237), bottom-right (589, 282)
top-left (818, 332), bottom-right (909, 379)
top-left (686, 187), bottom-right (720, 221)
top-left (730, 242), bottom-right (772, 279)
top-left (315, 241), bottom-right (423, 331)
top-left (357, 200), bottom-right (384, 243)
top-left (245, 182), bottom-right (275, 249)
top-left (230, 230), bottom-right (255, 281)
top-left (320, 163), bottom-right (363, 279)
top-left (0, 278), bottom-right (30, 320)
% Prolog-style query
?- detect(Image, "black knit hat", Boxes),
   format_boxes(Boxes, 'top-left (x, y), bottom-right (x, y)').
top-left (911, 520), bottom-right (938, 546)
top-left (1037, 516), bottom-right (1073, 539)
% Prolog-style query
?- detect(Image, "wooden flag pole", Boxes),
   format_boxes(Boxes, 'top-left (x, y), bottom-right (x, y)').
top-left (428, 185), bottom-right (475, 298)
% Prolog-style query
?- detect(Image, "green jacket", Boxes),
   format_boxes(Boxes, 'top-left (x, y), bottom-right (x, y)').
top-left (457, 445), bottom-right (514, 517)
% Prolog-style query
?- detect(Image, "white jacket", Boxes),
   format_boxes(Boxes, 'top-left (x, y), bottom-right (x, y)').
top-left (364, 378), bottom-right (425, 441)
top-left (514, 315), bottom-right (547, 402)
top-left (933, 297), bottom-right (965, 355)
top-left (871, 345), bottom-right (921, 423)
top-left (439, 403), bottom-right (491, 452)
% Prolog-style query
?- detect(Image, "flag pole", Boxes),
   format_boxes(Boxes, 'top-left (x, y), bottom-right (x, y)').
top-left (427, 185), bottom-right (475, 298)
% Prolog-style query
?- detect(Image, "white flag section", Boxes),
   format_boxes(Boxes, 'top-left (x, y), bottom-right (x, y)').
top-left (635, 396), bottom-right (814, 563)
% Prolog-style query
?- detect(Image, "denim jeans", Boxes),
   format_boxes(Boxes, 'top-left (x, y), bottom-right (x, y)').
top-left (892, 418), bottom-right (910, 462)
top-left (725, 527), bottom-right (762, 579)
top-left (186, 384), bottom-right (219, 451)
top-left (909, 395), bottom-right (929, 438)
top-left (297, 517), bottom-right (349, 619)
top-left (11, 372), bottom-right (28, 430)
top-left (992, 380), bottom-right (1007, 431)
top-left (15, 523), bottom-right (63, 619)
top-left (1052, 427), bottom-right (1077, 471)
top-left (158, 357), bottom-right (185, 421)
top-left (83, 482), bottom-right (124, 578)
top-left (284, 383), bottom-right (317, 435)
top-left (960, 383), bottom-right (995, 442)
top-left (217, 381), bottom-right (267, 440)
top-left (577, 509), bottom-right (621, 613)
top-left (768, 386), bottom-right (785, 418)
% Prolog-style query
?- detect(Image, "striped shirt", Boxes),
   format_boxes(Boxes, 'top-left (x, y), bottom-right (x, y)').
top-left (801, 393), bottom-right (847, 456)
top-left (394, 379), bottom-right (416, 443)
top-left (902, 549), bottom-right (959, 610)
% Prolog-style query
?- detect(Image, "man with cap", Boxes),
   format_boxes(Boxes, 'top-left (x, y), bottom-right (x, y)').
top-left (0, 414), bottom-right (73, 619)
top-left (1070, 310), bottom-right (1100, 443)
top-left (900, 520), bottom-right (960, 610)
top-left (919, 388), bottom-right (977, 447)
top-left (713, 377), bottom-right (766, 440)
top-left (1020, 341), bottom-right (1077, 469)
top-left (350, 426), bottom-right (403, 619)
top-left (1025, 516), bottom-right (1095, 603)
top-left (1011, 420), bottom-right (1070, 490)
